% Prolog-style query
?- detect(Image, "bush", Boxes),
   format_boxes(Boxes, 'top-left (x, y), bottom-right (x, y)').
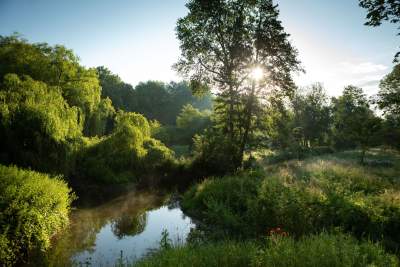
top-left (182, 171), bottom-right (262, 237)
top-left (0, 165), bottom-right (74, 265)
top-left (252, 176), bottom-right (322, 237)
top-left (189, 131), bottom-right (241, 176)
top-left (143, 138), bottom-right (175, 169)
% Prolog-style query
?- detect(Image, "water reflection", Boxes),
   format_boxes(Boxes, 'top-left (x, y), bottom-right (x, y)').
top-left (33, 191), bottom-right (195, 266)
top-left (112, 213), bottom-right (147, 239)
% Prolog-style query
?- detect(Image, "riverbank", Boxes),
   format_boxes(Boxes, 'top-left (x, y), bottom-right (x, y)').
top-left (131, 148), bottom-right (400, 266)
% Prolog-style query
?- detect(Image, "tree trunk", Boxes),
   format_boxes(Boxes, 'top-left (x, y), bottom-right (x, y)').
top-left (360, 148), bottom-right (366, 165)
top-left (238, 81), bottom-right (256, 168)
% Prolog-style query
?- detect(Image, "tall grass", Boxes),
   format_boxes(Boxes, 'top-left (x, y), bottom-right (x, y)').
top-left (182, 149), bottom-right (400, 250)
top-left (134, 233), bottom-right (398, 267)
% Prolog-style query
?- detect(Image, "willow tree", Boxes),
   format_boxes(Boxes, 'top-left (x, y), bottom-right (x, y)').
top-left (175, 0), bottom-right (302, 169)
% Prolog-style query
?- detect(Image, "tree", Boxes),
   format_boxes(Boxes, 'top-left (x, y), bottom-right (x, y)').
top-left (0, 34), bottom-right (103, 134)
top-left (96, 66), bottom-right (135, 110)
top-left (359, 0), bottom-right (400, 61)
top-left (381, 114), bottom-right (400, 149)
top-left (377, 64), bottom-right (400, 115)
top-left (0, 74), bottom-right (81, 172)
top-left (0, 34), bottom-right (80, 87)
top-left (175, 0), bottom-right (301, 170)
top-left (332, 86), bottom-right (381, 163)
top-left (77, 111), bottom-right (174, 184)
top-left (264, 96), bottom-right (293, 149)
top-left (291, 83), bottom-right (331, 147)
top-left (96, 67), bottom-right (213, 126)
top-left (85, 97), bottom-right (116, 136)
top-left (134, 81), bottom-right (172, 124)
top-left (176, 104), bottom-right (211, 145)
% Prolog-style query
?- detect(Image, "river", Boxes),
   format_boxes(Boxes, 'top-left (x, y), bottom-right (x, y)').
top-left (31, 190), bottom-right (195, 266)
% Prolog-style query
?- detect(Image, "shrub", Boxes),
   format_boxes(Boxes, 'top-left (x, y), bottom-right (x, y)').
top-left (190, 131), bottom-right (241, 176)
top-left (253, 176), bottom-right (322, 237)
top-left (182, 171), bottom-right (261, 237)
top-left (143, 138), bottom-right (175, 169)
top-left (0, 165), bottom-right (74, 265)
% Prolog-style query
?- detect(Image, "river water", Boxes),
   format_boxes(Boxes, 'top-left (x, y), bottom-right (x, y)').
top-left (35, 191), bottom-right (195, 266)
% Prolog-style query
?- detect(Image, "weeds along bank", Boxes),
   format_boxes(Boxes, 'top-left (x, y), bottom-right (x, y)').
top-left (183, 150), bottom-right (400, 247)
top-left (132, 149), bottom-right (400, 266)
top-left (134, 233), bottom-right (398, 267)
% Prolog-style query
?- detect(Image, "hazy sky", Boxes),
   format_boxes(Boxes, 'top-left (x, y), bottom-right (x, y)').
top-left (0, 0), bottom-right (398, 96)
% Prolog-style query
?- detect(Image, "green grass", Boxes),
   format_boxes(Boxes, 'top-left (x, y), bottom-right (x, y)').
top-left (134, 233), bottom-right (398, 267)
top-left (134, 241), bottom-right (256, 267)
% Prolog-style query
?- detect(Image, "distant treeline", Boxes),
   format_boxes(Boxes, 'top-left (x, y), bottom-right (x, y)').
top-left (97, 66), bottom-right (212, 126)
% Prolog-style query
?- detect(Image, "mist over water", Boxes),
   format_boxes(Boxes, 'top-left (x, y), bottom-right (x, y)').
top-left (38, 191), bottom-right (195, 266)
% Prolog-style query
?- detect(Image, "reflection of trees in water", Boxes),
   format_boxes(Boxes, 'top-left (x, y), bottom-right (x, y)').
top-left (30, 192), bottom-right (165, 266)
top-left (111, 212), bottom-right (148, 239)
top-left (32, 210), bottom-right (108, 266)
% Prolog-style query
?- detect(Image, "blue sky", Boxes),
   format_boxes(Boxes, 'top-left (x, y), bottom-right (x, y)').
top-left (0, 0), bottom-right (398, 96)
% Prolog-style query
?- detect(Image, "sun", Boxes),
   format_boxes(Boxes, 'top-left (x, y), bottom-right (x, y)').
top-left (250, 66), bottom-right (263, 81)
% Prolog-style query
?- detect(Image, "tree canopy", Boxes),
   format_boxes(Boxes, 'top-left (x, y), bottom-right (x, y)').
top-left (359, 0), bottom-right (400, 61)
top-left (175, 0), bottom-right (302, 170)
top-left (377, 64), bottom-right (400, 116)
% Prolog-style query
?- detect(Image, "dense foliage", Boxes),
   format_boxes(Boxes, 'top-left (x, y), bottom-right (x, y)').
top-left (0, 35), bottom-right (179, 186)
top-left (0, 165), bottom-right (73, 265)
top-left (182, 150), bottom-right (400, 250)
top-left (378, 64), bottom-right (400, 116)
top-left (97, 66), bottom-right (212, 126)
top-left (0, 74), bottom-right (81, 173)
top-left (175, 0), bottom-right (302, 170)
top-left (77, 111), bottom-right (175, 184)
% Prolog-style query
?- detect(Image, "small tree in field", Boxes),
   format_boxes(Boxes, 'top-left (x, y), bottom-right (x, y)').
top-left (332, 86), bottom-right (381, 164)
top-left (175, 0), bottom-right (302, 170)
top-left (291, 83), bottom-right (331, 147)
